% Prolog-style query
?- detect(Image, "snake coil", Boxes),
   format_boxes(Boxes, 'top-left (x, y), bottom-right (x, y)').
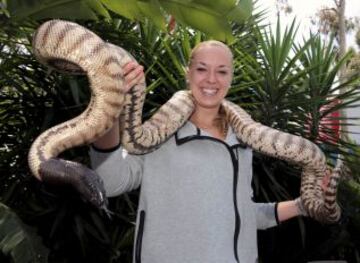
top-left (28, 19), bottom-right (342, 223)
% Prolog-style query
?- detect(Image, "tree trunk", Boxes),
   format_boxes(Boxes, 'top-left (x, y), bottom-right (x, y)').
top-left (338, 0), bottom-right (346, 83)
top-left (336, 0), bottom-right (349, 137)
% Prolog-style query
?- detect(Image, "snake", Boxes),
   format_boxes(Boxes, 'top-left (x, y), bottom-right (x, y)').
top-left (28, 19), bottom-right (343, 223)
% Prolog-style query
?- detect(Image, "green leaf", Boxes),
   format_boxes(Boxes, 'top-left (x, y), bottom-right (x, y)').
top-left (8, 0), bottom-right (98, 20)
top-left (0, 203), bottom-right (49, 263)
top-left (191, 0), bottom-right (236, 15)
top-left (101, 0), bottom-right (142, 20)
top-left (137, 0), bottom-right (166, 30)
top-left (6, 0), bottom-right (251, 40)
top-left (69, 78), bottom-right (80, 105)
top-left (161, 1), bottom-right (233, 42)
top-left (86, 0), bottom-right (111, 19)
top-left (227, 0), bottom-right (253, 23)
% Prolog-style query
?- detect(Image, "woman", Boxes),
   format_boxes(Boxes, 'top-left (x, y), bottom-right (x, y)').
top-left (90, 40), bottom-right (306, 263)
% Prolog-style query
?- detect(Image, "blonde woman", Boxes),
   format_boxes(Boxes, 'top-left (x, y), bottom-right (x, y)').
top-left (90, 41), bottom-right (306, 263)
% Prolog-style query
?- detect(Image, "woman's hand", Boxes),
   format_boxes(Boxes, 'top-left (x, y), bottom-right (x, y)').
top-left (92, 61), bottom-right (144, 150)
top-left (279, 168), bottom-right (332, 222)
top-left (123, 61), bottom-right (145, 93)
top-left (321, 168), bottom-right (331, 192)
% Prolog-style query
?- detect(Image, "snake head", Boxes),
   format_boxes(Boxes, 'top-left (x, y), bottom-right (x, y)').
top-left (40, 158), bottom-right (109, 211)
top-left (77, 173), bottom-right (114, 219)
top-left (77, 167), bottom-right (108, 209)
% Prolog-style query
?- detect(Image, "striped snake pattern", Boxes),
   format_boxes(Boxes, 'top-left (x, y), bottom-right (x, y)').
top-left (28, 20), bottom-right (342, 223)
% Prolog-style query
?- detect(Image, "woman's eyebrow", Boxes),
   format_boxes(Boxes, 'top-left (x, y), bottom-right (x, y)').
top-left (195, 62), bottom-right (231, 68)
top-left (218, 65), bottom-right (231, 68)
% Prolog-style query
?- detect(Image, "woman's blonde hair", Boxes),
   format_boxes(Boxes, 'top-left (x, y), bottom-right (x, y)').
top-left (188, 40), bottom-right (233, 67)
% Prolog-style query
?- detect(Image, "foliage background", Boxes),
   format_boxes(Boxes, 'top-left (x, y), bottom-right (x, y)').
top-left (1, 1), bottom-right (360, 262)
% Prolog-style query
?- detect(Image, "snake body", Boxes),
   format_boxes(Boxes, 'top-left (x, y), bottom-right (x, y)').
top-left (29, 20), bottom-right (342, 223)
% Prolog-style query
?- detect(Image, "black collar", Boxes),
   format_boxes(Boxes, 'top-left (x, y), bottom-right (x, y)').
top-left (175, 122), bottom-right (247, 149)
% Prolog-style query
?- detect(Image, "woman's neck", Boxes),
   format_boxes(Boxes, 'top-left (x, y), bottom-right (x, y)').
top-left (190, 105), bottom-right (228, 140)
top-left (190, 106), bottom-right (220, 128)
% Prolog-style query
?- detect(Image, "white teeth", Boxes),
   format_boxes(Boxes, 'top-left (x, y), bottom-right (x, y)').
top-left (202, 88), bottom-right (217, 96)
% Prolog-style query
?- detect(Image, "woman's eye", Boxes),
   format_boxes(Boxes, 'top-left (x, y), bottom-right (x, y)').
top-left (196, 68), bottom-right (206, 72)
top-left (218, 71), bottom-right (228, 75)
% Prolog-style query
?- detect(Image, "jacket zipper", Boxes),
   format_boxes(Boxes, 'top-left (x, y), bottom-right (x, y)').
top-left (135, 210), bottom-right (145, 263)
top-left (175, 132), bottom-right (242, 263)
top-left (232, 147), bottom-right (240, 263)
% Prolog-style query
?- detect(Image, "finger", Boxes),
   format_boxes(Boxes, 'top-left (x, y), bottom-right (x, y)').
top-left (124, 71), bottom-right (145, 92)
top-left (123, 61), bottom-right (140, 76)
top-left (125, 70), bottom-right (144, 89)
top-left (321, 169), bottom-right (331, 191)
top-left (124, 65), bottom-right (143, 82)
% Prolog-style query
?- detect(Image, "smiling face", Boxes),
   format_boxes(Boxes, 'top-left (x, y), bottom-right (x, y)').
top-left (187, 41), bottom-right (233, 111)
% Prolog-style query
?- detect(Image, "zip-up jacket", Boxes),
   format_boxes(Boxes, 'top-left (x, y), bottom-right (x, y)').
top-left (90, 121), bottom-right (279, 263)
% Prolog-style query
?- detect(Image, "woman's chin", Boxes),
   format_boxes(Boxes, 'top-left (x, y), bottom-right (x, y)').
top-left (195, 100), bottom-right (222, 110)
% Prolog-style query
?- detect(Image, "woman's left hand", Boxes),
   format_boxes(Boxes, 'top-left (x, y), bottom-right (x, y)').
top-left (321, 168), bottom-right (331, 192)
top-left (122, 61), bottom-right (145, 93)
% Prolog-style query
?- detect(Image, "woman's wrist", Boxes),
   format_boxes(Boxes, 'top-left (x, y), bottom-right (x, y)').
top-left (92, 120), bottom-right (120, 150)
top-left (91, 142), bottom-right (121, 152)
top-left (277, 198), bottom-right (308, 223)
top-left (294, 197), bottom-right (308, 216)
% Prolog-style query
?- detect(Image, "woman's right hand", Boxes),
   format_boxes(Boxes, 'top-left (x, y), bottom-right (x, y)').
top-left (123, 61), bottom-right (145, 93)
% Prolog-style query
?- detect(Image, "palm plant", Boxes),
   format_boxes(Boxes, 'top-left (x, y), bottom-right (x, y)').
top-left (1, 4), bottom-right (360, 263)
top-left (292, 35), bottom-right (360, 263)
top-left (0, 203), bottom-right (49, 263)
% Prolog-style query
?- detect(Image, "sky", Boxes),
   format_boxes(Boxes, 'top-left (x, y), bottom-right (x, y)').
top-left (257, 0), bottom-right (360, 50)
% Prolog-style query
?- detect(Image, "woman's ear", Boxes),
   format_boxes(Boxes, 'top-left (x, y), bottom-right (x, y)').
top-left (185, 67), bottom-right (190, 85)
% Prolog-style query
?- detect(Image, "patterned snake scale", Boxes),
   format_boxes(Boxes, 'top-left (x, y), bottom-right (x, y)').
top-left (28, 20), bottom-right (342, 223)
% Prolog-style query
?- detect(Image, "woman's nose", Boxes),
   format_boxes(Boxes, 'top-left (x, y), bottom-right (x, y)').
top-left (207, 71), bottom-right (216, 83)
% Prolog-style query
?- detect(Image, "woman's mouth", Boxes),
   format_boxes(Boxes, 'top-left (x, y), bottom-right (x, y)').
top-left (201, 88), bottom-right (218, 96)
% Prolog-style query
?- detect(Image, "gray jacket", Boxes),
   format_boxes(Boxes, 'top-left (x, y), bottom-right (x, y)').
top-left (90, 121), bottom-right (279, 263)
